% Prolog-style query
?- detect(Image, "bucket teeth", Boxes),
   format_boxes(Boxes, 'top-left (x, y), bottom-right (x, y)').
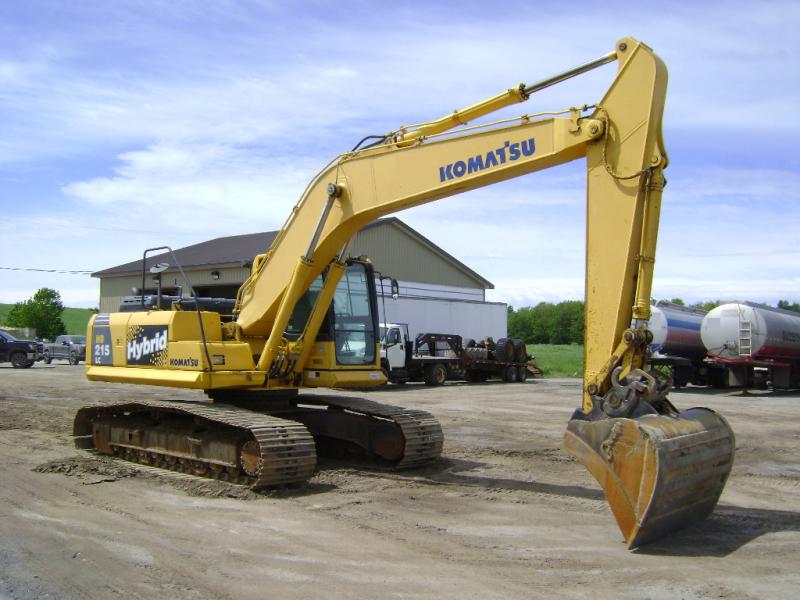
top-left (564, 408), bottom-right (735, 548)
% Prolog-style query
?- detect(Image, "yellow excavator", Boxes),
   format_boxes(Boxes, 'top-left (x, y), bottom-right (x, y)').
top-left (76, 38), bottom-right (734, 548)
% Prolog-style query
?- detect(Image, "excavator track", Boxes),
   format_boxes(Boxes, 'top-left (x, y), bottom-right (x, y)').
top-left (74, 400), bottom-right (316, 488)
top-left (290, 395), bottom-right (444, 468)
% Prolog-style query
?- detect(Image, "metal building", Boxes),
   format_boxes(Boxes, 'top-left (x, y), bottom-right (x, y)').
top-left (92, 218), bottom-right (507, 341)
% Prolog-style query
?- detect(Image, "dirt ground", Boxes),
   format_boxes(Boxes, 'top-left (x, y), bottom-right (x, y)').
top-left (1, 364), bottom-right (799, 599)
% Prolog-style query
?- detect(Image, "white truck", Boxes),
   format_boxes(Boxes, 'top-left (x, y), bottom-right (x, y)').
top-left (380, 322), bottom-right (536, 385)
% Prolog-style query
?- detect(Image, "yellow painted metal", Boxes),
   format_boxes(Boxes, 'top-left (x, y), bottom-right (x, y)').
top-left (165, 341), bottom-right (255, 370)
top-left (86, 365), bottom-right (211, 387)
top-left (298, 340), bottom-right (383, 374)
top-left (85, 366), bottom-right (266, 389)
top-left (87, 311), bottom-right (222, 368)
top-left (582, 38), bottom-right (667, 411)
top-left (255, 256), bottom-right (314, 372)
top-left (236, 114), bottom-right (603, 335)
top-left (394, 85), bottom-right (528, 145)
top-left (631, 169), bottom-right (666, 322)
top-left (166, 311), bottom-right (223, 342)
top-left (235, 39), bottom-right (666, 410)
top-left (303, 367), bottom-right (386, 388)
top-left (290, 260), bottom-right (347, 378)
top-left (564, 408), bottom-right (735, 548)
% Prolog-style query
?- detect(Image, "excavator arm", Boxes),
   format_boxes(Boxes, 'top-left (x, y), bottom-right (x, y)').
top-left (233, 37), bottom-right (734, 547)
top-left (238, 37), bottom-right (663, 406)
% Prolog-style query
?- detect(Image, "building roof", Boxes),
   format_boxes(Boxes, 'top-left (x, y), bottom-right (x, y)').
top-left (93, 217), bottom-right (493, 289)
top-left (373, 219), bottom-right (493, 289)
top-left (92, 230), bottom-right (279, 278)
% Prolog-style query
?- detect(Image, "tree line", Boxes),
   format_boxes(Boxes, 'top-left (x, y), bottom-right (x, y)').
top-left (2, 288), bottom-right (67, 339)
top-left (507, 301), bottom-right (584, 344)
top-left (508, 298), bottom-right (800, 345)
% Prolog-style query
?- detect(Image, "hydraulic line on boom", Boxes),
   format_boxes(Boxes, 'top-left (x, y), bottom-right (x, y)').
top-left (79, 37), bottom-right (734, 549)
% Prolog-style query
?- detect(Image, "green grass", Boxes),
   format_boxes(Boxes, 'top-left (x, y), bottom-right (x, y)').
top-left (527, 344), bottom-right (584, 378)
top-left (62, 307), bottom-right (97, 335)
top-left (0, 304), bottom-right (96, 336)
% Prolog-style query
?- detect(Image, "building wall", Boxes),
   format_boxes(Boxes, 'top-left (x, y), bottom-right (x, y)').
top-left (351, 222), bottom-right (484, 292)
top-left (97, 221), bottom-right (490, 313)
top-left (378, 279), bottom-right (484, 302)
top-left (376, 294), bottom-right (508, 342)
top-left (98, 266), bottom-right (251, 313)
top-left (0, 326), bottom-right (37, 339)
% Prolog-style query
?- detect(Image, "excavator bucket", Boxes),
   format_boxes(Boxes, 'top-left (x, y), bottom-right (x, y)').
top-left (564, 408), bottom-right (734, 548)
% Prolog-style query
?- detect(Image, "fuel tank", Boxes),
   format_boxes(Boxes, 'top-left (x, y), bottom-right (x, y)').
top-left (648, 302), bottom-right (706, 359)
top-left (700, 302), bottom-right (800, 361)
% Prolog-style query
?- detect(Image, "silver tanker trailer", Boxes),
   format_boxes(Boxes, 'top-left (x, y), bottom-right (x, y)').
top-left (701, 301), bottom-right (800, 389)
top-left (647, 302), bottom-right (711, 387)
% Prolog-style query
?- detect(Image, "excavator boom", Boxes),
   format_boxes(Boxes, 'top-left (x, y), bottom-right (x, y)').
top-left (82, 38), bottom-right (734, 548)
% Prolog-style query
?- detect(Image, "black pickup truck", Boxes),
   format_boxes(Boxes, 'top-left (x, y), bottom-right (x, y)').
top-left (0, 330), bottom-right (44, 368)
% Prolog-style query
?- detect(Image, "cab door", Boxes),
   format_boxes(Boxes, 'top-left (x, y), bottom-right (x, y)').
top-left (0, 333), bottom-right (9, 360)
top-left (385, 327), bottom-right (406, 369)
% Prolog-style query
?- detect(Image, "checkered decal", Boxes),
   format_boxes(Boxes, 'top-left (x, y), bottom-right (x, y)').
top-left (125, 324), bottom-right (169, 366)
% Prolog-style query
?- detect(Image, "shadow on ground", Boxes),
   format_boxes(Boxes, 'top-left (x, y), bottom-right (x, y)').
top-left (634, 504), bottom-right (800, 557)
top-left (319, 454), bottom-right (606, 501)
top-left (671, 386), bottom-right (800, 399)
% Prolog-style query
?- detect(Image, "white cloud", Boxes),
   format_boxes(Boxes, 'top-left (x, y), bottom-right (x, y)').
top-left (0, 272), bottom-right (99, 307)
top-left (5, 2), bottom-right (799, 165)
top-left (62, 141), bottom-right (321, 235)
top-left (3, 1), bottom-right (799, 309)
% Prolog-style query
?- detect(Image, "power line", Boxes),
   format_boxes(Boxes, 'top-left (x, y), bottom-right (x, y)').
top-left (0, 267), bottom-right (95, 275)
top-left (0, 216), bottom-right (202, 238)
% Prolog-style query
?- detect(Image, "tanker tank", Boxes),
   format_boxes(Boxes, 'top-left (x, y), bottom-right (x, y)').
top-left (648, 302), bottom-right (706, 359)
top-left (701, 301), bottom-right (800, 389)
top-left (701, 302), bottom-right (800, 360)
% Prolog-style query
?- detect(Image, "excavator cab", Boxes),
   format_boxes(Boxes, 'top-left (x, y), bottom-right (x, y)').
top-left (283, 258), bottom-right (384, 387)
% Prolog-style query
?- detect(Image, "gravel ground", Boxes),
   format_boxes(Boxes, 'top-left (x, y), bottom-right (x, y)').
top-left (1, 363), bottom-right (799, 599)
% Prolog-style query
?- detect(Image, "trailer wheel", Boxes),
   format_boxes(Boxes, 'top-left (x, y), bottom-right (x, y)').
top-left (502, 365), bottom-right (517, 382)
top-left (516, 365), bottom-right (528, 382)
top-left (424, 363), bottom-right (447, 386)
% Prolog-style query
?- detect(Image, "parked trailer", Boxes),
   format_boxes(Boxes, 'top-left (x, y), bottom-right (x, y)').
top-left (701, 301), bottom-right (800, 389)
top-left (647, 302), bottom-right (713, 387)
top-left (380, 324), bottom-right (536, 385)
top-left (460, 336), bottom-right (537, 383)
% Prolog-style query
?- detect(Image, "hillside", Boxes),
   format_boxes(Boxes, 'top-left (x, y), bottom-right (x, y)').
top-left (0, 304), bottom-right (96, 336)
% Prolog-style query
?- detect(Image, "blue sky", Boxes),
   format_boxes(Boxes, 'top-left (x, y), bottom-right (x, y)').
top-left (1, 0), bottom-right (798, 308)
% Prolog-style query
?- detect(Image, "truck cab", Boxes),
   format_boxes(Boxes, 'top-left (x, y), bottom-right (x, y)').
top-left (380, 323), bottom-right (464, 385)
top-left (44, 335), bottom-right (87, 365)
top-left (0, 330), bottom-right (43, 368)
top-left (380, 323), bottom-right (412, 376)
